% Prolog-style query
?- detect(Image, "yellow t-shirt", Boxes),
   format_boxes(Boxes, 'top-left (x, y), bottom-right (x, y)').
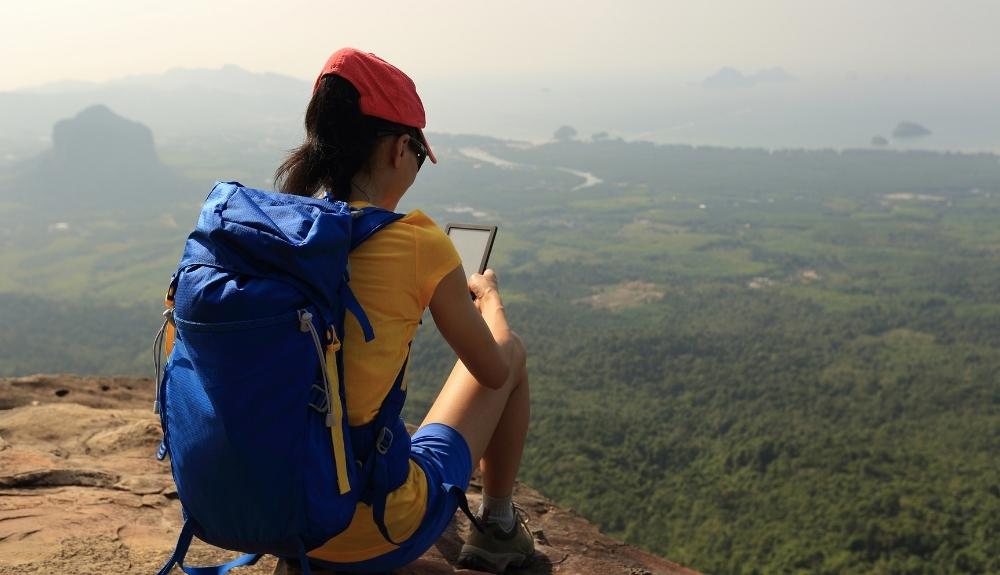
top-left (309, 203), bottom-right (461, 563)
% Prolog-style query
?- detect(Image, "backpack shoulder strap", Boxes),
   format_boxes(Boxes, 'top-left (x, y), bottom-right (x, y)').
top-left (360, 343), bottom-right (411, 544)
top-left (350, 207), bottom-right (404, 251)
top-left (156, 518), bottom-right (268, 575)
top-left (336, 207), bottom-right (404, 343)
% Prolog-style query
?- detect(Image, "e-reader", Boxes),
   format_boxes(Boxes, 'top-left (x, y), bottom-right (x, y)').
top-left (445, 223), bottom-right (497, 276)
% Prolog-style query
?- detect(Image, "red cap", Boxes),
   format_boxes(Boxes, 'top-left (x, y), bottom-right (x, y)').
top-left (313, 47), bottom-right (437, 164)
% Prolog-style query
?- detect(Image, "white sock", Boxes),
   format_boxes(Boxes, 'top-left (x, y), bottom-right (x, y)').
top-left (478, 494), bottom-right (515, 531)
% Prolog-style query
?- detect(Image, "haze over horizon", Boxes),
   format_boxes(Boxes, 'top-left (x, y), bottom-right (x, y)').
top-left (3, 0), bottom-right (1000, 151)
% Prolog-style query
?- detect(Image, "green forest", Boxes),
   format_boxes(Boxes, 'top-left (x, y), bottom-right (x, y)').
top-left (2, 132), bottom-right (999, 574)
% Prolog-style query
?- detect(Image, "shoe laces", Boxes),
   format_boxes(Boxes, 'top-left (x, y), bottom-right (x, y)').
top-left (479, 502), bottom-right (530, 534)
top-left (511, 502), bottom-right (532, 532)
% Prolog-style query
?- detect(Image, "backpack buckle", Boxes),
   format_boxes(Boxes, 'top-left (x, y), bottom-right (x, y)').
top-left (375, 426), bottom-right (394, 455)
top-left (308, 384), bottom-right (329, 414)
top-left (298, 310), bottom-right (313, 333)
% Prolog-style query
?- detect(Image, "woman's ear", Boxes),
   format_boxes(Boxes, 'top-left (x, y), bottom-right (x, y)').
top-left (388, 134), bottom-right (407, 169)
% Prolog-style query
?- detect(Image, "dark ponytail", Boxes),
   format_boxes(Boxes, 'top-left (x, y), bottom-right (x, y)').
top-left (274, 75), bottom-right (379, 200)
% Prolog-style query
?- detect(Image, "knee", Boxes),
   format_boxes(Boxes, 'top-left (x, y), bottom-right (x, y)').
top-left (506, 331), bottom-right (528, 387)
top-left (506, 330), bottom-right (527, 369)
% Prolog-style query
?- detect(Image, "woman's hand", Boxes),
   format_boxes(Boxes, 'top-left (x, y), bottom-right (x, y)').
top-left (469, 269), bottom-right (502, 311)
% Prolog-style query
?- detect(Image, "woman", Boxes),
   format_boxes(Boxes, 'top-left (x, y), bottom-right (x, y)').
top-left (272, 48), bottom-right (532, 573)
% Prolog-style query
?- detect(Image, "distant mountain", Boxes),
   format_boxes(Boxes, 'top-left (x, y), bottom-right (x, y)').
top-left (0, 65), bottom-right (310, 151)
top-left (7, 105), bottom-right (192, 213)
top-left (752, 66), bottom-right (796, 83)
top-left (52, 105), bottom-right (159, 169)
top-left (892, 121), bottom-right (932, 140)
top-left (4, 65), bottom-right (999, 153)
top-left (701, 66), bottom-right (795, 89)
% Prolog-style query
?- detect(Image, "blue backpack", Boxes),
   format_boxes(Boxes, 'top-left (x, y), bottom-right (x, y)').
top-left (153, 181), bottom-right (411, 575)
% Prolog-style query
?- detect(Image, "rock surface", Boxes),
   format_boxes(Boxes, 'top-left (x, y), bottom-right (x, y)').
top-left (0, 375), bottom-right (698, 575)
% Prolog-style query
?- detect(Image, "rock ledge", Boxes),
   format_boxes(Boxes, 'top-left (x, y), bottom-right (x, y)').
top-left (0, 375), bottom-right (698, 575)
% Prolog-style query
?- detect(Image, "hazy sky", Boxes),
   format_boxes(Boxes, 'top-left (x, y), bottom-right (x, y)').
top-left (3, 0), bottom-right (999, 91)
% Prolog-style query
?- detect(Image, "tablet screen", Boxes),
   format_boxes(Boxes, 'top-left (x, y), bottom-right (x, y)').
top-left (446, 224), bottom-right (497, 276)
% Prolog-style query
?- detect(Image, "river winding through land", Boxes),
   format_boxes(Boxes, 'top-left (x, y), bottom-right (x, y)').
top-left (458, 147), bottom-right (603, 191)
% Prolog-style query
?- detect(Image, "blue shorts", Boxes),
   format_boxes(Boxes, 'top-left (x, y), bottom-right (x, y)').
top-left (313, 422), bottom-right (473, 572)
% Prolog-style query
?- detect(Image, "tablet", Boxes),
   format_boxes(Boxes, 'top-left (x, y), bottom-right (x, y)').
top-left (445, 223), bottom-right (497, 276)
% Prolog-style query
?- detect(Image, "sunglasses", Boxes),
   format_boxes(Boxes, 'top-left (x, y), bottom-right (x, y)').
top-left (377, 130), bottom-right (427, 171)
top-left (407, 136), bottom-right (428, 171)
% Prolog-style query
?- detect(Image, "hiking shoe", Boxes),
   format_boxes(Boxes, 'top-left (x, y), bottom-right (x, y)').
top-left (458, 505), bottom-right (535, 573)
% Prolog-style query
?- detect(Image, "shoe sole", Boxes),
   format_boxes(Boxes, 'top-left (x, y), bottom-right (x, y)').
top-left (457, 546), bottom-right (531, 573)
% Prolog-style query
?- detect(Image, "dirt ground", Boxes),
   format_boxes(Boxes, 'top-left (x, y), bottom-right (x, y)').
top-left (0, 374), bottom-right (697, 575)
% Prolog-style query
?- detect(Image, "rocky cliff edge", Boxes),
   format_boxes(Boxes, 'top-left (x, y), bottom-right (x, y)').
top-left (0, 375), bottom-right (698, 575)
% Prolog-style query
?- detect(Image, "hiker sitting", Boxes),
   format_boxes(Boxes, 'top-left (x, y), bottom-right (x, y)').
top-left (155, 47), bottom-right (532, 575)
top-left (273, 48), bottom-right (533, 572)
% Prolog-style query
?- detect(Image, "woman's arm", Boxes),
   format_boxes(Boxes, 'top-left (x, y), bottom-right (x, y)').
top-left (429, 266), bottom-right (512, 390)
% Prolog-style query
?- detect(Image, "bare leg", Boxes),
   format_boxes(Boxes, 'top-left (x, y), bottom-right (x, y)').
top-left (421, 335), bottom-right (529, 497)
top-left (479, 363), bottom-right (529, 497)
